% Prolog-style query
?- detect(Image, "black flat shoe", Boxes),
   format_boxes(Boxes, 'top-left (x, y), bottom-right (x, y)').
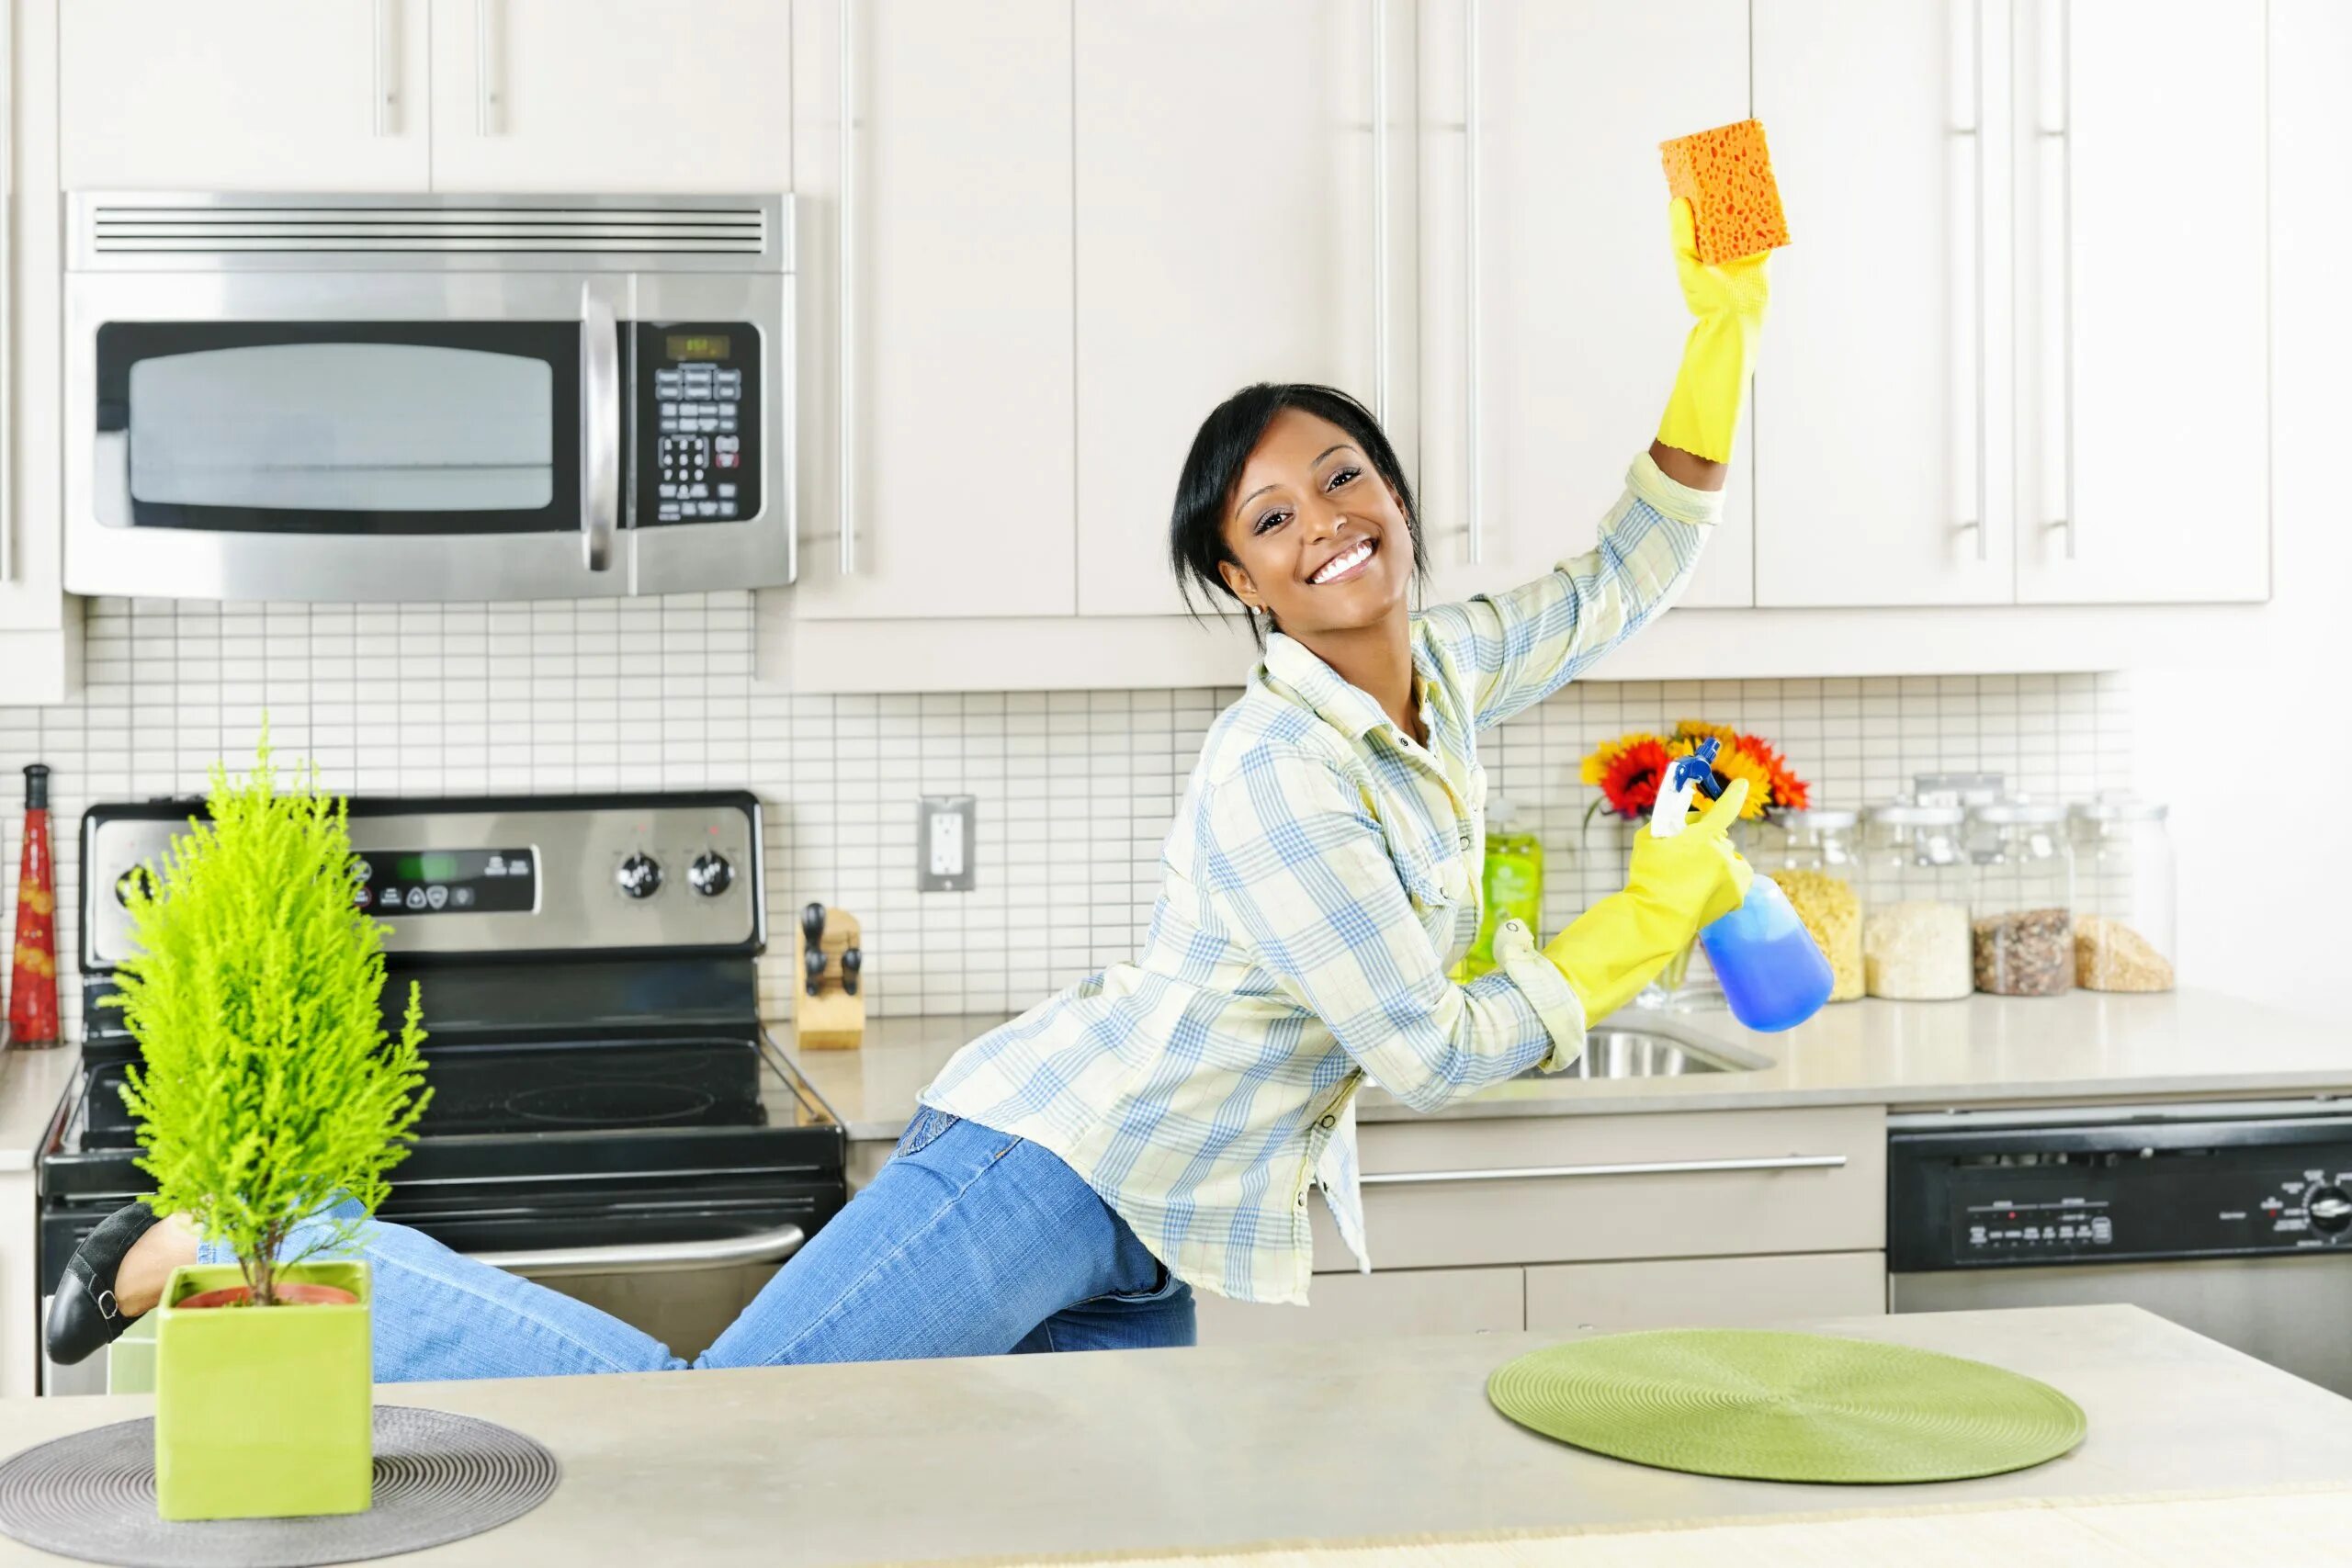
top-left (46, 1202), bottom-right (164, 1366)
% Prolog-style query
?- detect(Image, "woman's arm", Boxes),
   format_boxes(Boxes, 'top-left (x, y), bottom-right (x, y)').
top-left (1648, 438), bottom-right (1726, 493)
top-left (1197, 745), bottom-right (1586, 1113)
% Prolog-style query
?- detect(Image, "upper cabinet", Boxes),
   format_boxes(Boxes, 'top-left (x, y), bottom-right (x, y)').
top-left (1072, 0), bottom-right (1396, 619)
top-left (1421, 0), bottom-right (1755, 612)
top-left (2014, 0), bottom-right (2267, 604)
top-left (62, 0), bottom-right (430, 189)
top-left (786, 0), bottom-right (1077, 623)
top-left (427, 0), bottom-right (793, 191)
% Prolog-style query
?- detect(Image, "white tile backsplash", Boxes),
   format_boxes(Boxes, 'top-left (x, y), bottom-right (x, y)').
top-left (0, 592), bottom-right (2131, 1037)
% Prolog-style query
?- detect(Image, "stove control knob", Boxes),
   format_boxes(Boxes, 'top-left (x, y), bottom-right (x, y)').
top-left (114, 865), bottom-right (156, 906)
top-left (688, 852), bottom-right (733, 897)
top-left (616, 852), bottom-right (662, 899)
top-left (2309, 1185), bottom-right (2352, 1235)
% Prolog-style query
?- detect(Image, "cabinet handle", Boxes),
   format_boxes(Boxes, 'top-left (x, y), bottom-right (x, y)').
top-left (1359, 1154), bottom-right (1848, 1187)
top-left (1954, 0), bottom-right (1988, 563)
top-left (837, 0), bottom-right (859, 580)
top-left (1369, 0), bottom-right (1390, 430)
top-left (371, 0), bottom-right (400, 137)
top-left (1462, 0), bottom-right (1484, 565)
top-left (474, 0), bottom-right (502, 136)
top-left (579, 285), bottom-right (620, 573)
top-left (471, 1223), bottom-right (806, 1278)
top-left (2041, 0), bottom-right (2076, 561)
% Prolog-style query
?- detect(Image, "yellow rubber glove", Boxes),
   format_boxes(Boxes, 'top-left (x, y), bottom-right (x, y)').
top-left (1542, 778), bottom-right (1756, 1024)
top-left (1655, 197), bottom-right (1771, 465)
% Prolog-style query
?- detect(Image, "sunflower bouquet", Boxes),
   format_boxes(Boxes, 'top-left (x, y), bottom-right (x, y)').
top-left (1580, 720), bottom-right (1810, 826)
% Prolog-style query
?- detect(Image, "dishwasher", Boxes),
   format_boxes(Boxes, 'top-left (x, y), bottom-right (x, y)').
top-left (1889, 1099), bottom-right (2352, 1397)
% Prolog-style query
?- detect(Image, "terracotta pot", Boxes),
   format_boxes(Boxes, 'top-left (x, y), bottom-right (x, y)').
top-left (174, 1281), bottom-right (361, 1311)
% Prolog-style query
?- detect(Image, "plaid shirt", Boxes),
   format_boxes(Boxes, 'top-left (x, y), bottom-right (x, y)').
top-left (922, 454), bottom-right (1719, 1304)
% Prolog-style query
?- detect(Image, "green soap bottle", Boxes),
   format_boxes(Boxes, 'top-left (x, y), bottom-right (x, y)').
top-left (1456, 797), bottom-right (1544, 980)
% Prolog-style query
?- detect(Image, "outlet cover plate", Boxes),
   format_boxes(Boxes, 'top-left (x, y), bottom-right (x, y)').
top-left (918, 795), bottom-right (977, 892)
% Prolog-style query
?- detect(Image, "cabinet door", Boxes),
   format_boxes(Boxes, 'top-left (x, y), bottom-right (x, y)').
top-left (1524, 1252), bottom-right (1886, 1336)
top-left (790, 0), bottom-right (1076, 621)
top-left (1072, 0), bottom-right (1396, 618)
top-left (62, 0), bottom-right (429, 189)
top-left (428, 0), bottom-right (793, 191)
top-left (1419, 0), bottom-right (1753, 613)
top-left (1194, 1267), bottom-right (1524, 1348)
top-left (1753, 0), bottom-right (2015, 606)
top-left (2015, 0), bottom-right (2267, 604)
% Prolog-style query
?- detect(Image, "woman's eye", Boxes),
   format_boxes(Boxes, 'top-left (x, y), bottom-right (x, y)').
top-left (1254, 509), bottom-right (1291, 536)
top-left (1325, 466), bottom-right (1363, 491)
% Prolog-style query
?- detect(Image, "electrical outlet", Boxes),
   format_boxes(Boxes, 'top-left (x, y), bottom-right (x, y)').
top-left (917, 795), bottom-right (976, 892)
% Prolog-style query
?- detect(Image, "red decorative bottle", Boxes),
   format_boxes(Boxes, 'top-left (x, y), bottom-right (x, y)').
top-left (7, 763), bottom-right (60, 1047)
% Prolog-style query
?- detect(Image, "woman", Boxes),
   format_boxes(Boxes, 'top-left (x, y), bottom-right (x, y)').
top-left (51, 199), bottom-right (1768, 1377)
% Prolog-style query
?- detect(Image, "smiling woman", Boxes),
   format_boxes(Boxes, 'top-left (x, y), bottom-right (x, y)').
top-left (57, 198), bottom-right (1772, 1383)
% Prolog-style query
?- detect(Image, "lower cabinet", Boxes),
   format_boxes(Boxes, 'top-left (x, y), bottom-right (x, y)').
top-left (1194, 1266), bottom-right (1524, 1348)
top-left (1522, 1251), bottom-right (1886, 1336)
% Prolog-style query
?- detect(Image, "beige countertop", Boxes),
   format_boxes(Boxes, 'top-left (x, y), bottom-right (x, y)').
top-left (782, 987), bottom-right (2352, 1143)
top-left (1, 1305), bottom-right (2346, 1565)
top-left (0, 1045), bottom-right (76, 1173)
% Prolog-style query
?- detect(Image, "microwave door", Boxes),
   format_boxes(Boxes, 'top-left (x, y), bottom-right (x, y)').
top-left (65, 270), bottom-right (628, 604)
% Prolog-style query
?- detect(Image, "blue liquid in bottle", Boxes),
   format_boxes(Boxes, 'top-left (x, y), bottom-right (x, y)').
top-left (1701, 874), bottom-right (1836, 1032)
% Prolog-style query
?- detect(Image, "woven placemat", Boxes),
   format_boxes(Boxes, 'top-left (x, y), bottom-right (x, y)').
top-left (0, 1406), bottom-right (560, 1568)
top-left (1489, 1329), bottom-right (2086, 1484)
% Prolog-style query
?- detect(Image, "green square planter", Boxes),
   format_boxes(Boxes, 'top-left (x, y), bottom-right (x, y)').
top-left (153, 1260), bottom-right (373, 1521)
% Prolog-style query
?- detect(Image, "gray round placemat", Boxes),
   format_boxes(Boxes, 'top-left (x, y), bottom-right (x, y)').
top-left (0, 1406), bottom-right (560, 1568)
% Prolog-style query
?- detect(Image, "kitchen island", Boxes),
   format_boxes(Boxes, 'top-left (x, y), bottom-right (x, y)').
top-left (0, 1305), bottom-right (2346, 1565)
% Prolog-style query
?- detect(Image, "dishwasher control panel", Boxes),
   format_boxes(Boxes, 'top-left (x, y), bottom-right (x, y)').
top-left (1890, 1111), bottom-right (2352, 1270)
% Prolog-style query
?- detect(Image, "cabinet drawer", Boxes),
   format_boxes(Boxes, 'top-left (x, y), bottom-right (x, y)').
top-left (1194, 1267), bottom-right (1525, 1348)
top-left (1317, 1106), bottom-right (1884, 1271)
top-left (1525, 1252), bottom-right (1886, 1336)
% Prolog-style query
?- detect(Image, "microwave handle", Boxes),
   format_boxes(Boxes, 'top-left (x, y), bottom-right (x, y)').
top-left (579, 285), bottom-right (619, 573)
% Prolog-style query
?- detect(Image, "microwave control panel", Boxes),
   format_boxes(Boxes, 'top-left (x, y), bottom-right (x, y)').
top-left (637, 322), bottom-right (760, 526)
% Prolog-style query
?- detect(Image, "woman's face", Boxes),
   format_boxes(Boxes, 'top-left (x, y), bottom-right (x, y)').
top-left (1216, 409), bottom-right (1413, 639)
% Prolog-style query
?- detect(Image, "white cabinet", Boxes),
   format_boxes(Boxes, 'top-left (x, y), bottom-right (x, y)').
top-left (1524, 1252), bottom-right (1886, 1336)
top-left (1422, 0), bottom-right (1755, 610)
top-left (1194, 1266), bottom-right (1523, 1348)
top-left (1752, 0), bottom-right (2013, 607)
top-left (2015, 0), bottom-right (2267, 604)
top-left (0, 1167), bottom-right (32, 1398)
top-left (428, 0), bottom-right (793, 192)
top-left (61, 0), bottom-right (430, 190)
top-left (787, 0), bottom-right (1076, 622)
top-left (1071, 0), bottom-right (1396, 618)
top-left (6, 0), bottom-right (77, 701)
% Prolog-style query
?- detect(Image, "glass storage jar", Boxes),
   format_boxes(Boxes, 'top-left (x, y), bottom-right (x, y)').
top-left (1766, 808), bottom-right (1863, 1002)
top-left (2068, 796), bottom-right (2176, 992)
top-left (1969, 802), bottom-right (2075, 997)
top-left (1860, 805), bottom-right (1973, 1000)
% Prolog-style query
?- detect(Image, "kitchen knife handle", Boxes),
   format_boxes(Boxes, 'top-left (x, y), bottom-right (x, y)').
top-left (839, 946), bottom-right (862, 996)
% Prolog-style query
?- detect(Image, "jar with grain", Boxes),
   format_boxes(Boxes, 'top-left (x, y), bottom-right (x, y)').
top-left (2068, 797), bottom-right (2176, 992)
top-left (1766, 808), bottom-right (1863, 1003)
top-left (1860, 804), bottom-right (1973, 1000)
top-left (1969, 803), bottom-right (2075, 997)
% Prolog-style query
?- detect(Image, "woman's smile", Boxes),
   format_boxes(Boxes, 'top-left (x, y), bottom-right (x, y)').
top-left (1307, 536), bottom-right (1376, 585)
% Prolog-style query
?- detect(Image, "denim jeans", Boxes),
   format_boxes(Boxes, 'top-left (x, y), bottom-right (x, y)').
top-left (198, 1110), bottom-right (1196, 1381)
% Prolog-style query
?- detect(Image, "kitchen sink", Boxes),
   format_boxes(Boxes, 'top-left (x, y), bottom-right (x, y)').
top-left (1533, 1024), bottom-right (1769, 1079)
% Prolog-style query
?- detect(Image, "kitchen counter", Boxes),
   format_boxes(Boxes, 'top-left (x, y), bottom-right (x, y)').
top-left (0, 1046), bottom-right (76, 1173)
top-left (780, 987), bottom-right (2352, 1143)
top-left (1, 1305), bottom-right (2346, 1565)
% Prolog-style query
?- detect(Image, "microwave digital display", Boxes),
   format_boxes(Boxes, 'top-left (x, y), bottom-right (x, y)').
top-left (665, 333), bottom-right (731, 361)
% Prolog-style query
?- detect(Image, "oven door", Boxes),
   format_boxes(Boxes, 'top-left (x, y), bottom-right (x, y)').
top-left (66, 270), bottom-right (629, 603)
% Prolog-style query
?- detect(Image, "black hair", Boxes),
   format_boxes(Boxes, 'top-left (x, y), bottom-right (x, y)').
top-left (1168, 382), bottom-right (1426, 647)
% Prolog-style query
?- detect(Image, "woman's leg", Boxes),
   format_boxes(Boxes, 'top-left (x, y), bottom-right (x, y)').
top-left (696, 1109), bottom-right (1177, 1368)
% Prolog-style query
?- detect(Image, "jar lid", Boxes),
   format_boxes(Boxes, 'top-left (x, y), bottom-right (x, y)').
top-left (1867, 803), bottom-right (1964, 826)
top-left (1777, 807), bottom-right (1859, 830)
top-left (1971, 801), bottom-right (2068, 825)
top-left (2070, 797), bottom-right (2168, 822)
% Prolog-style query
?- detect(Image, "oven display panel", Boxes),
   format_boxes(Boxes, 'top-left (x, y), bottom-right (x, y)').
top-left (357, 848), bottom-right (537, 916)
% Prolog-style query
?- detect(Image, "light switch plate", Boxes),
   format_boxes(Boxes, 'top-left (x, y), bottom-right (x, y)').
top-left (917, 795), bottom-right (976, 892)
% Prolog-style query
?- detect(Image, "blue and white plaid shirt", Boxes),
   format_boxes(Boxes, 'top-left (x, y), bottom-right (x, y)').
top-left (922, 454), bottom-right (1719, 1304)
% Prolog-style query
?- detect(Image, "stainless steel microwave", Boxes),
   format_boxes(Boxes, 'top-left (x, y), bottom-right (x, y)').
top-left (64, 192), bottom-right (797, 603)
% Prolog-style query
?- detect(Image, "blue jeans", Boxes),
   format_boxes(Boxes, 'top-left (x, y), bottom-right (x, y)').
top-left (198, 1110), bottom-right (1196, 1381)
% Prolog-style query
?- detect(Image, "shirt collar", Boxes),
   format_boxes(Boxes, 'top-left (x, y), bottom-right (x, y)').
top-left (1261, 629), bottom-right (1442, 745)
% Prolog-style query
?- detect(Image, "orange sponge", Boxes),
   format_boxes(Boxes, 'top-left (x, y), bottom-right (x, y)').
top-left (1658, 118), bottom-right (1790, 265)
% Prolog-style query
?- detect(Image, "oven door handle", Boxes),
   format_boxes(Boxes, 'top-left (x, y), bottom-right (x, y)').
top-left (469, 1222), bottom-right (806, 1279)
top-left (579, 283), bottom-right (620, 573)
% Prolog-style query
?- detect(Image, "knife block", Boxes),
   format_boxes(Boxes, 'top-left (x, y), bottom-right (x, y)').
top-left (793, 908), bottom-right (865, 1050)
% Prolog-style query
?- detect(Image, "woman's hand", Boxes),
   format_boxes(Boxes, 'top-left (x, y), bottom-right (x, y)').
top-left (1656, 198), bottom-right (1771, 470)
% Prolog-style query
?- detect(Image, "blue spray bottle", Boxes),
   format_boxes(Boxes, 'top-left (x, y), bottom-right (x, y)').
top-left (1654, 739), bottom-right (1835, 1032)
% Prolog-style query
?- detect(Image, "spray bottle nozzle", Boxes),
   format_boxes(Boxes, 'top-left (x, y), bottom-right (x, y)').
top-left (1666, 736), bottom-right (1725, 802)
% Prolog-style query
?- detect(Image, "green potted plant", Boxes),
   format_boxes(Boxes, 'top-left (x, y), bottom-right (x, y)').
top-left (110, 741), bottom-right (429, 1521)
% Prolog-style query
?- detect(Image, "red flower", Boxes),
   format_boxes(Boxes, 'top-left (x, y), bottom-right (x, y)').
top-left (1598, 738), bottom-right (1673, 818)
top-left (1738, 733), bottom-right (1811, 811)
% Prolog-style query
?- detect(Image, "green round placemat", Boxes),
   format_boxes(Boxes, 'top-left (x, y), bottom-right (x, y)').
top-left (1488, 1329), bottom-right (2086, 1484)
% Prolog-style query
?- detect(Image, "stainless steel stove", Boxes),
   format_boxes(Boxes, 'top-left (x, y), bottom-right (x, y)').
top-left (39, 791), bottom-right (843, 1393)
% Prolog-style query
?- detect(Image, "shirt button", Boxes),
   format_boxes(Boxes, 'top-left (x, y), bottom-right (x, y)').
top-left (1317, 1115), bottom-right (1336, 1130)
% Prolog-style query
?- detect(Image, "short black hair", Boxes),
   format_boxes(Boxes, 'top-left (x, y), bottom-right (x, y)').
top-left (1168, 383), bottom-right (1425, 646)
